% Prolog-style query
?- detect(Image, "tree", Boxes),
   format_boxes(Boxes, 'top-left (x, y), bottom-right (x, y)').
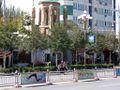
top-left (0, 6), bottom-right (25, 50)
top-left (67, 22), bottom-right (84, 49)
top-left (85, 30), bottom-right (118, 64)
top-left (49, 23), bottom-right (70, 66)
top-left (67, 21), bottom-right (84, 64)
top-left (97, 31), bottom-right (117, 64)
top-left (18, 29), bottom-right (48, 53)
top-left (49, 23), bottom-right (70, 51)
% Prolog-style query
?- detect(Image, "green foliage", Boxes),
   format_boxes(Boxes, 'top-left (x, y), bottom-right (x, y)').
top-left (69, 64), bottom-right (113, 69)
top-left (0, 32), bottom-right (19, 50)
top-left (0, 66), bottom-right (57, 73)
top-left (0, 6), bottom-right (25, 50)
top-left (0, 64), bottom-right (114, 73)
top-left (85, 30), bottom-right (118, 54)
top-left (18, 29), bottom-right (49, 53)
top-left (67, 21), bottom-right (84, 50)
top-left (96, 31), bottom-right (117, 52)
top-left (49, 23), bottom-right (70, 52)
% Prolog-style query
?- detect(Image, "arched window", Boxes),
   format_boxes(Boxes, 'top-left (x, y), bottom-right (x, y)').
top-left (45, 9), bottom-right (48, 25)
top-left (39, 9), bottom-right (41, 25)
top-left (53, 9), bottom-right (57, 24)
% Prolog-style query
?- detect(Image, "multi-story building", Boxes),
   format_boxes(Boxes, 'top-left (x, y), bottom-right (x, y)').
top-left (39, 0), bottom-right (116, 33)
top-left (115, 0), bottom-right (120, 38)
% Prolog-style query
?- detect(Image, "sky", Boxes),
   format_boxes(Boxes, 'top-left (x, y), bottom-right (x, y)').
top-left (2, 0), bottom-right (120, 11)
top-left (1, 0), bottom-right (120, 34)
top-left (2, 0), bottom-right (40, 14)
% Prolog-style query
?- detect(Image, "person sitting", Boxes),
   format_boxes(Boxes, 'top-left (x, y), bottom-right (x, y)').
top-left (59, 61), bottom-right (68, 71)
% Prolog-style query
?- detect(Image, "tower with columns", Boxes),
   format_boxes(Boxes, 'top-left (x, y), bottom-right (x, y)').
top-left (38, 2), bottom-right (60, 35)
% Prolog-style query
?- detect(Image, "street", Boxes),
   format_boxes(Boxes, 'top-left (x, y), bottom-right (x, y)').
top-left (10, 78), bottom-right (120, 90)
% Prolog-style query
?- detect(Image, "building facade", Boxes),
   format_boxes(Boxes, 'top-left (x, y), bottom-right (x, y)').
top-left (38, 0), bottom-right (116, 33)
top-left (32, 0), bottom-right (116, 64)
top-left (33, 1), bottom-right (60, 34)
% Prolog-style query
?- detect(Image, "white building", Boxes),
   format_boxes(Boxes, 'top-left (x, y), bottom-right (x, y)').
top-left (115, 0), bottom-right (120, 38)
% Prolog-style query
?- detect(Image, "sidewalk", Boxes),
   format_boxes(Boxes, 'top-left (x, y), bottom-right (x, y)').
top-left (0, 82), bottom-right (52, 90)
top-left (0, 81), bottom-right (75, 89)
top-left (22, 82), bottom-right (53, 88)
top-left (0, 86), bottom-right (14, 90)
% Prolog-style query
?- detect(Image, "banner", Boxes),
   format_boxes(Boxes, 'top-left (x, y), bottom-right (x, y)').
top-left (78, 70), bottom-right (94, 80)
top-left (115, 67), bottom-right (120, 76)
top-left (21, 72), bottom-right (46, 85)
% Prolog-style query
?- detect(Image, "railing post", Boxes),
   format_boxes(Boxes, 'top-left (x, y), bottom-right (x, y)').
top-left (73, 68), bottom-right (78, 82)
top-left (46, 69), bottom-right (52, 85)
top-left (94, 68), bottom-right (99, 80)
top-left (113, 67), bottom-right (117, 78)
top-left (14, 71), bottom-right (21, 88)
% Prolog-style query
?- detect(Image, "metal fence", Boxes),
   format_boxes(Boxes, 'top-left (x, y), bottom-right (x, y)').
top-left (0, 74), bottom-right (20, 87)
top-left (48, 70), bottom-right (74, 83)
top-left (0, 68), bottom-right (117, 87)
top-left (95, 69), bottom-right (116, 78)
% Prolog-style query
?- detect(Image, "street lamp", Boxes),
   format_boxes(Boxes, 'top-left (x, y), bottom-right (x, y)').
top-left (78, 10), bottom-right (93, 64)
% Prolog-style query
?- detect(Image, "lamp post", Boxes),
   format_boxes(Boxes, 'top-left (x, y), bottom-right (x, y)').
top-left (78, 10), bottom-right (92, 64)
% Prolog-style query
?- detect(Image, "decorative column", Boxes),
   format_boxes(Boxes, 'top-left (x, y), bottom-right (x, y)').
top-left (56, 7), bottom-right (60, 22)
top-left (38, 8), bottom-right (41, 25)
top-left (63, 6), bottom-right (67, 26)
top-left (40, 5), bottom-right (45, 26)
top-left (49, 4), bottom-right (53, 28)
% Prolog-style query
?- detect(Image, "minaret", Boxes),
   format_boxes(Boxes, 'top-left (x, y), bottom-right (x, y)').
top-left (3, 0), bottom-right (6, 24)
top-left (0, 0), bottom-right (2, 17)
top-left (32, 0), bottom-right (35, 30)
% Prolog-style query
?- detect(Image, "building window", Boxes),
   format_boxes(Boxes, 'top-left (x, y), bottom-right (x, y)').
top-left (94, 8), bottom-right (97, 12)
top-left (89, 0), bottom-right (92, 3)
top-left (39, 9), bottom-right (41, 25)
top-left (99, 2), bottom-right (102, 4)
top-left (104, 2), bottom-right (107, 6)
top-left (45, 9), bottom-right (49, 25)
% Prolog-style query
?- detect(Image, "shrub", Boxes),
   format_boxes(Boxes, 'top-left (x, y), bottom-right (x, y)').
top-left (0, 64), bottom-right (113, 73)
top-left (69, 64), bottom-right (113, 70)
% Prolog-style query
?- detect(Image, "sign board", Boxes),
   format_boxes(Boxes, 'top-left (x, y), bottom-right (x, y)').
top-left (88, 35), bottom-right (96, 43)
top-left (78, 70), bottom-right (94, 80)
top-left (21, 72), bottom-right (46, 85)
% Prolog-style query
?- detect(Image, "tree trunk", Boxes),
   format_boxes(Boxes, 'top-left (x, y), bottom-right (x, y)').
top-left (109, 51), bottom-right (111, 64)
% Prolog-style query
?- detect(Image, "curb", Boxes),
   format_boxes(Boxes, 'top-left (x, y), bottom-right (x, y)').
top-left (21, 83), bottom-right (53, 88)
top-left (0, 86), bottom-right (14, 90)
top-left (79, 78), bottom-right (100, 82)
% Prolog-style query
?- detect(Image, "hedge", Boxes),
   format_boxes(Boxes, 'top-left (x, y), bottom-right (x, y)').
top-left (69, 64), bottom-right (113, 69)
top-left (0, 66), bottom-right (57, 73)
top-left (0, 64), bottom-right (113, 73)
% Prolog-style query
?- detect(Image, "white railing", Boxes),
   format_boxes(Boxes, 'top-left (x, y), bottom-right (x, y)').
top-left (0, 68), bottom-right (117, 87)
top-left (0, 74), bottom-right (20, 87)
